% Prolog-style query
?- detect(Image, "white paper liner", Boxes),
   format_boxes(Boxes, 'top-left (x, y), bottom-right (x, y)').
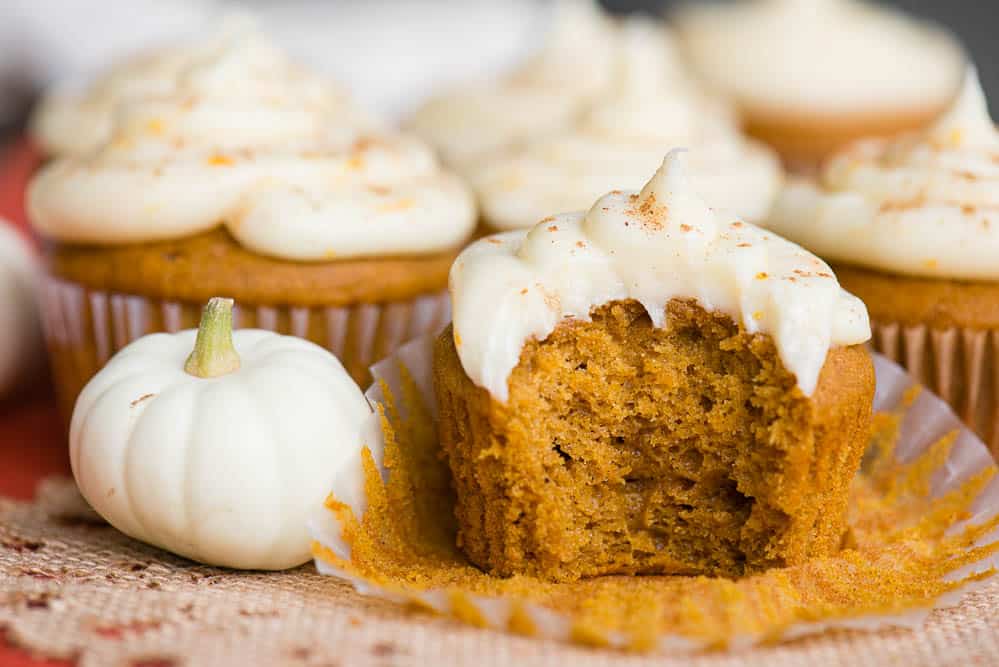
top-left (37, 274), bottom-right (450, 422)
top-left (309, 337), bottom-right (999, 653)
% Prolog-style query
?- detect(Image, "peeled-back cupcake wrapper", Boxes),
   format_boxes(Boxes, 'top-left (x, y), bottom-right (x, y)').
top-left (872, 320), bottom-right (999, 455)
top-left (309, 334), bottom-right (999, 653)
top-left (37, 274), bottom-right (450, 422)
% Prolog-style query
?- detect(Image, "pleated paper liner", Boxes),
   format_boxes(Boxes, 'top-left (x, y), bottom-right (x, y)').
top-left (871, 320), bottom-right (999, 456)
top-left (38, 274), bottom-right (450, 426)
top-left (310, 337), bottom-right (999, 654)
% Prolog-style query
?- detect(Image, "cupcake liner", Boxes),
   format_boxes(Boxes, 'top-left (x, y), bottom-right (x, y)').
top-left (309, 336), bottom-right (999, 653)
top-left (38, 274), bottom-right (450, 424)
top-left (871, 320), bottom-right (999, 456)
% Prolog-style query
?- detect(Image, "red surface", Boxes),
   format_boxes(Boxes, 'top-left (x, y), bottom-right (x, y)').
top-left (0, 138), bottom-right (66, 496)
top-left (0, 139), bottom-right (38, 239)
top-left (0, 139), bottom-right (74, 666)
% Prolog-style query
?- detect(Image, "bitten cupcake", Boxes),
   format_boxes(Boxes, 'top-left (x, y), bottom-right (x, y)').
top-left (435, 151), bottom-right (873, 581)
top-left (675, 0), bottom-right (966, 168)
top-left (406, 0), bottom-right (618, 167)
top-left (765, 69), bottom-right (999, 453)
top-left (467, 20), bottom-right (782, 230)
top-left (28, 21), bottom-right (476, 421)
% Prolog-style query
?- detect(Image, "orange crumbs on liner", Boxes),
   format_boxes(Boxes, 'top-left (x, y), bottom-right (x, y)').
top-left (314, 365), bottom-right (999, 653)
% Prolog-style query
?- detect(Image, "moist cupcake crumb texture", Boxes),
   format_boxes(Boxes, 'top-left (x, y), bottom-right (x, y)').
top-left (434, 299), bottom-right (874, 581)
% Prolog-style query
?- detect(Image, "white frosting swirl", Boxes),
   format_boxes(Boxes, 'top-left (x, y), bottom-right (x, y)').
top-left (28, 20), bottom-right (476, 260)
top-left (468, 20), bottom-right (782, 230)
top-left (405, 0), bottom-right (618, 165)
top-left (766, 70), bottom-right (999, 281)
top-left (31, 17), bottom-right (367, 158)
top-left (676, 0), bottom-right (965, 115)
top-left (450, 151), bottom-right (870, 402)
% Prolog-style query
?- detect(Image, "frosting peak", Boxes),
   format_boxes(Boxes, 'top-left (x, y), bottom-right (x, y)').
top-left (635, 149), bottom-right (716, 232)
top-left (405, 0), bottom-right (617, 166)
top-left (28, 20), bottom-right (476, 260)
top-left (766, 68), bottom-right (999, 282)
top-left (928, 69), bottom-right (999, 150)
top-left (451, 152), bottom-right (870, 401)
top-left (527, 0), bottom-right (614, 85)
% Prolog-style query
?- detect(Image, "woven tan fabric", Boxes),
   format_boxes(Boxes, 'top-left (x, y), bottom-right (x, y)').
top-left (0, 478), bottom-right (997, 667)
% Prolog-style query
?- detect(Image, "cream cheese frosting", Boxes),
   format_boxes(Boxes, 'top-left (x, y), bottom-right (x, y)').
top-left (468, 20), bottom-right (782, 230)
top-left (765, 70), bottom-right (999, 281)
top-left (30, 18), bottom-right (367, 158)
top-left (675, 0), bottom-right (965, 116)
top-left (28, 20), bottom-right (477, 261)
top-left (405, 0), bottom-right (619, 166)
top-left (450, 151), bottom-right (870, 402)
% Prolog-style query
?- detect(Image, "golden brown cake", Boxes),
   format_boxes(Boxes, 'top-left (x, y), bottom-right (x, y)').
top-left (435, 300), bottom-right (874, 580)
top-left (434, 152), bottom-right (873, 581)
top-left (27, 21), bottom-right (476, 421)
top-left (764, 72), bottom-right (999, 453)
top-left (742, 107), bottom-right (947, 171)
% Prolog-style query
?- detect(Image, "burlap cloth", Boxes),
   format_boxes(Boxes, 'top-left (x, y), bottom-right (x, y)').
top-left (0, 479), bottom-right (994, 667)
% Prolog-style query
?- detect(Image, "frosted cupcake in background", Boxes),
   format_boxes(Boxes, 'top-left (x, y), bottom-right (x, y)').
top-left (468, 20), bottom-right (782, 230)
top-left (764, 69), bottom-right (999, 453)
top-left (29, 24), bottom-right (371, 159)
top-left (675, 0), bottom-right (966, 169)
top-left (27, 19), bottom-right (476, 422)
top-left (405, 0), bottom-right (620, 167)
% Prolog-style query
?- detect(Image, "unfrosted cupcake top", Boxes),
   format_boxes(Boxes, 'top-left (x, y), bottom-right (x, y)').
top-left (405, 0), bottom-right (619, 166)
top-left (28, 20), bottom-right (476, 261)
top-left (450, 151), bottom-right (870, 402)
top-left (766, 70), bottom-right (999, 282)
top-left (468, 19), bottom-right (782, 230)
top-left (676, 0), bottom-right (965, 116)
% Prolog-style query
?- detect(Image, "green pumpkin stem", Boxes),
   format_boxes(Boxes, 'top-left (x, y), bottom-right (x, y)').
top-left (184, 297), bottom-right (241, 379)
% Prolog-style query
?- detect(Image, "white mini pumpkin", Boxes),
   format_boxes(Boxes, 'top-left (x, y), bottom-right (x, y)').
top-left (0, 219), bottom-right (41, 399)
top-left (70, 298), bottom-right (372, 570)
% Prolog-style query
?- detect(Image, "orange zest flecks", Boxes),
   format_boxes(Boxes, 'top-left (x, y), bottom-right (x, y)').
top-left (313, 369), bottom-right (999, 652)
top-left (346, 154), bottom-right (365, 171)
top-left (208, 154), bottom-right (234, 167)
top-left (378, 199), bottom-right (416, 214)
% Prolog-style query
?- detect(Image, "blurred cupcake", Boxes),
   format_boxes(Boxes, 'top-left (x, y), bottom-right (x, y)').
top-left (405, 0), bottom-right (618, 167)
top-left (469, 20), bottom-right (782, 230)
top-left (675, 0), bottom-right (966, 169)
top-left (30, 29), bottom-right (369, 159)
top-left (28, 20), bottom-right (476, 421)
top-left (765, 69), bottom-right (999, 452)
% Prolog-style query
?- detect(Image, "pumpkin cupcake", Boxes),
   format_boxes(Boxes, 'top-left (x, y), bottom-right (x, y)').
top-left (435, 151), bottom-right (873, 581)
top-left (675, 0), bottom-right (966, 169)
top-left (765, 69), bottom-right (999, 453)
top-left (467, 19), bottom-right (782, 230)
top-left (28, 20), bottom-right (476, 421)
